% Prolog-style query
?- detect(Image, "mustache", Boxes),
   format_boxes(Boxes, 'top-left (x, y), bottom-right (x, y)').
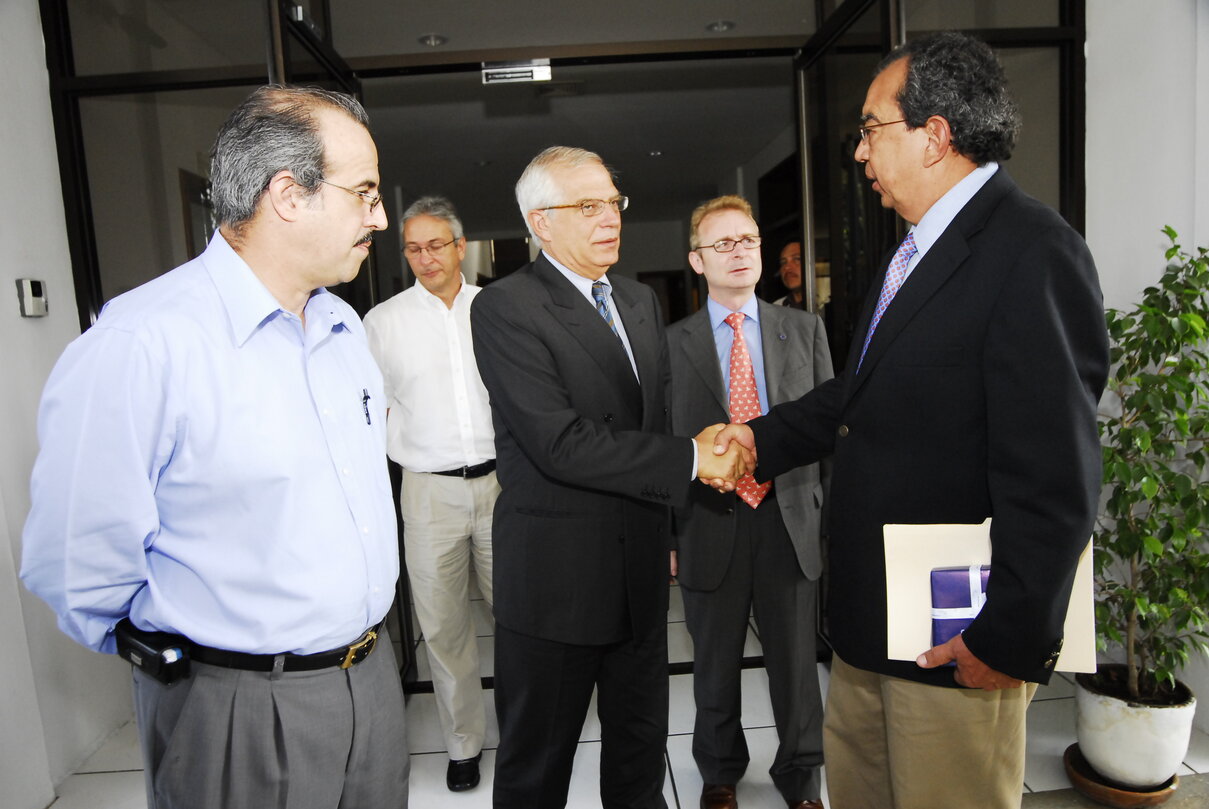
top-left (354, 232), bottom-right (375, 248)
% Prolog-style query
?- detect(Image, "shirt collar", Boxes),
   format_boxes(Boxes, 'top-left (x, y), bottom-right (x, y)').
top-left (544, 250), bottom-right (612, 299)
top-left (202, 231), bottom-right (348, 346)
top-left (415, 275), bottom-right (470, 311)
top-left (909, 162), bottom-right (998, 260)
top-left (706, 293), bottom-right (760, 332)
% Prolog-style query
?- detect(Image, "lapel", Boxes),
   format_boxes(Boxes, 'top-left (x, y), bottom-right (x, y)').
top-left (756, 300), bottom-right (792, 407)
top-left (533, 255), bottom-right (643, 415)
top-left (848, 168), bottom-right (1016, 398)
top-left (678, 308), bottom-right (728, 414)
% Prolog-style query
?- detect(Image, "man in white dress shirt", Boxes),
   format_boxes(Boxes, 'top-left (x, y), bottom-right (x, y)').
top-left (363, 196), bottom-right (496, 792)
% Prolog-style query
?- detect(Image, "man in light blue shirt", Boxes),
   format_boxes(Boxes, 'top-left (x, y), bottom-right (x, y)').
top-left (21, 86), bottom-right (409, 809)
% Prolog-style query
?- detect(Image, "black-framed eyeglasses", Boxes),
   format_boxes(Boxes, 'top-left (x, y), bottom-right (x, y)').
top-left (696, 235), bottom-right (761, 254)
top-left (320, 180), bottom-right (383, 213)
top-left (403, 238), bottom-right (458, 258)
top-left (858, 119), bottom-right (907, 141)
top-left (540, 196), bottom-right (629, 217)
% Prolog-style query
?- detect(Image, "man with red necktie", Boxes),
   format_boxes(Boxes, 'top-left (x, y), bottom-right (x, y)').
top-left (668, 195), bottom-right (833, 809)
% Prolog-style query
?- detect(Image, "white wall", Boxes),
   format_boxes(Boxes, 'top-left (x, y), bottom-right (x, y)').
top-left (1085, 0), bottom-right (1209, 727)
top-left (1087, 0), bottom-right (1207, 311)
top-left (1, 2), bottom-right (134, 806)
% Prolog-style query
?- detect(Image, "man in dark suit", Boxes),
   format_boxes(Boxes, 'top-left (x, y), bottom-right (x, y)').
top-left (667, 195), bottom-right (831, 809)
top-left (471, 146), bottom-right (750, 809)
top-left (714, 33), bottom-right (1108, 808)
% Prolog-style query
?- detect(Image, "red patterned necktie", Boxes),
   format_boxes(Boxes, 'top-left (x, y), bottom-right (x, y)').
top-left (724, 312), bottom-right (771, 509)
top-left (857, 231), bottom-right (918, 372)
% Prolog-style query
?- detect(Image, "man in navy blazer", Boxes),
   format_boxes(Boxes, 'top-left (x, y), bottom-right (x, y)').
top-left (667, 195), bottom-right (831, 809)
top-left (472, 146), bottom-right (750, 809)
top-left (714, 33), bottom-right (1108, 808)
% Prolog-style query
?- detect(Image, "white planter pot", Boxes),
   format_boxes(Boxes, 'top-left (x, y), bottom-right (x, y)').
top-left (1074, 670), bottom-right (1196, 789)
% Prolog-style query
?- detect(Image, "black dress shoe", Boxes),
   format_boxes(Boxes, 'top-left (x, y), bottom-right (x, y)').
top-left (701, 783), bottom-right (738, 809)
top-left (446, 752), bottom-right (482, 792)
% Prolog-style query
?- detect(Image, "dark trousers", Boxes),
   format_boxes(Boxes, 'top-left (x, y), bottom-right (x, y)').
top-left (131, 628), bottom-right (408, 809)
top-left (681, 502), bottom-right (824, 802)
top-left (492, 622), bottom-right (669, 809)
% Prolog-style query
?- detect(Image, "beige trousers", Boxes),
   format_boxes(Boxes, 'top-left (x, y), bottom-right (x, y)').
top-left (823, 654), bottom-right (1038, 809)
top-left (401, 469), bottom-right (498, 760)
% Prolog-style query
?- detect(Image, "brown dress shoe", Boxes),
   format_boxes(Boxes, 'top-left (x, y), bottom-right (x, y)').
top-left (787, 801), bottom-right (825, 809)
top-left (701, 782), bottom-right (738, 809)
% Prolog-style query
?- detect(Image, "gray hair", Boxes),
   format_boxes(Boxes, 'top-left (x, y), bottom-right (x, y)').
top-left (515, 146), bottom-right (608, 242)
top-left (210, 85), bottom-right (372, 235)
top-left (879, 32), bottom-right (1020, 165)
top-left (401, 195), bottom-right (464, 240)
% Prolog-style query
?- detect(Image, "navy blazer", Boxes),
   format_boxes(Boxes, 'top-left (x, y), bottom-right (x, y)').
top-left (750, 169), bottom-right (1109, 685)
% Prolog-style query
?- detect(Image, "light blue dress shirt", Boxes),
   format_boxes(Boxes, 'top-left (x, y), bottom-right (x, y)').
top-left (21, 233), bottom-right (398, 655)
top-left (706, 295), bottom-right (770, 416)
top-left (901, 161), bottom-right (999, 280)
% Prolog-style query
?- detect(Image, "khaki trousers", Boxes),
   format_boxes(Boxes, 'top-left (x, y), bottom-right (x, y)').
top-left (823, 654), bottom-right (1037, 809)
top-left (401, 468), bottom-right (497, 759)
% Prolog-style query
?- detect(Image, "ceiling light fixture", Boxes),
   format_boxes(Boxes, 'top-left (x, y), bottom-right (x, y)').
top-left (705, 20), bottom-right (735, 33)
top-left (649, 150), bottom-right (663, 158)
top-left (417, 33), bottom-right (448, 47)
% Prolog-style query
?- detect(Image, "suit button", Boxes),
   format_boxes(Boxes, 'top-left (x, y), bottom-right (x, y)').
top-left (838, 425), bottom-right (850, 437)
top-left (604, 413), bottom-right (614, 423)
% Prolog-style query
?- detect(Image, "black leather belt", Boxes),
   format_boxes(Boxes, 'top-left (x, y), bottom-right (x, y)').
top-left (188, 622), bottom-right (383, 672)
top-left (431, 459), bottom-right (496, 479)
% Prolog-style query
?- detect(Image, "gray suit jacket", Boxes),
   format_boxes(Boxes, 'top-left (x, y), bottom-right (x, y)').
top-left (667, 299), bottom-right (833, 589)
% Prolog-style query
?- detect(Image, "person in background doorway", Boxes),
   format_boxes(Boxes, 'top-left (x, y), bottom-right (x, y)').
top-left (363, 194), bottom-right (496, 793)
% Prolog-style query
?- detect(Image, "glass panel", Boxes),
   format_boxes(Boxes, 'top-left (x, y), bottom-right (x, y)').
top-left (999, 47), bottom-right (1061, 212)
top-left (801, 4), bottom-right (898, 372)
top-left (67, 0), bottom-right (266, 76)
top-left (905, 0), bottom-right (1059, 30)
top-left (79, 87), bottom-right (255, 302)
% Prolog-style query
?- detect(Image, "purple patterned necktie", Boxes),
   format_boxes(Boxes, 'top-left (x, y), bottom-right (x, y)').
top-left (857, 232), bottom-right (918, 372)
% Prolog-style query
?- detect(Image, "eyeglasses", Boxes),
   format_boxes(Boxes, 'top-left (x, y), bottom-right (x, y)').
top-left (858, 119), bottom-right (906, 141)
top-left (540, 196), bottom-right (629, 217)
top-left (696, 235), bottom-right (761, 254)
top-left (404, 238), bottom-right (458, 258)
top-left (320, 180), bottom-right (383, 213)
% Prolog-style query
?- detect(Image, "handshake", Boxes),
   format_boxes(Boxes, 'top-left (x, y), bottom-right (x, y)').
top-left (693, 423), bottom-right (757, 492)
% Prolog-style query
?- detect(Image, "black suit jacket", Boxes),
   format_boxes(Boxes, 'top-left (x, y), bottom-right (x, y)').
top-left (750, 169), bottom-right (1108, 685)
top-left (471, 254), bottom-right (692, 646)
top-left (667, 300), bottom-right (833, 588)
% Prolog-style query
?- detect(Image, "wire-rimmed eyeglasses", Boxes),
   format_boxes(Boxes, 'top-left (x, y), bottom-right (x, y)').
top-left (858, 119), bottom-right (906, 141)
top-left (404, 238), bottom-right (458, 258)
top-left (695, 235), bottom-right (761, 254)
top-left (320, 180), bottom-right (383, 213)
top-left (540, 196), bottom-right (629, 217)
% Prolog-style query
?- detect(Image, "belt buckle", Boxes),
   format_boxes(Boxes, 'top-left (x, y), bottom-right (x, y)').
top-left (340, 628), bottom-right (378, 669)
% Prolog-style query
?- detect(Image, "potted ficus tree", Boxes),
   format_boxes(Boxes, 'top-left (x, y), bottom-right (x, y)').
top-left (1070, 227), bottom-right (1209, 804)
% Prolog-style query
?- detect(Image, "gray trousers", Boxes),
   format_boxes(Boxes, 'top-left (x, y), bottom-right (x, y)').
top-left (680, 501), bottom-right (824, 803)
top-left (131, 628), bottom-right (409, 809)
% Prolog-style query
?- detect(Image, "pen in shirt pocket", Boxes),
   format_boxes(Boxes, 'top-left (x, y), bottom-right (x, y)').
top-left (361, 388), bottom-right (371, 425)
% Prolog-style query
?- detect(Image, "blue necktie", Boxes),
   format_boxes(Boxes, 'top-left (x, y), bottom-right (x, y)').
top-left (591, 280), bottom-right (619, 336)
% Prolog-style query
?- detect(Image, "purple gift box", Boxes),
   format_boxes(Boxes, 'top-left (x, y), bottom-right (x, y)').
top-left (930, 565), bottom-right (990, 648)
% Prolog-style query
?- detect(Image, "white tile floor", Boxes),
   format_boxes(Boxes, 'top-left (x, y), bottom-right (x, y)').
top-left (48, 582), bottom-right (1209, 808)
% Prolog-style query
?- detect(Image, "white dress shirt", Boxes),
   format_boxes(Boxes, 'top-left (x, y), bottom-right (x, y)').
top-left (363, 280), bottom-right (495, 472)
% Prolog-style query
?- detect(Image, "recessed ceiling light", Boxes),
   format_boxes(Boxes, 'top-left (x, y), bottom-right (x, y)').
top-left (705, 20), bottom-right (735, 33)
top-left (418, 33), bottom-right (448, 47)
top-left (648, 150), bottom-right (663, 158)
